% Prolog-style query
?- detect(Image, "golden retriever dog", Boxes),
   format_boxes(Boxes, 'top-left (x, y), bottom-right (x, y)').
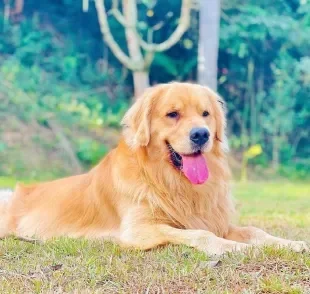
top-left (0, 82), bottom-right (308, 255)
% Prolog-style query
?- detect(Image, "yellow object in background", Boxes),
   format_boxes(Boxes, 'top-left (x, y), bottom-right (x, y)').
top-left (241, 144), bottom-right (263, 182)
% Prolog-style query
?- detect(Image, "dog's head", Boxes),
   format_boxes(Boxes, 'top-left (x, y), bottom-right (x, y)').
top-left (122, 82), bottom-right (227, 185)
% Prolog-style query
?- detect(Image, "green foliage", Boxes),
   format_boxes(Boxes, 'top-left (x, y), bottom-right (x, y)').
top-left (0, 0), bottom-right (309, 179)
top-left (220, 0), bottom-right (310, 175)
top-left (278, 160), bottom-right (310, 181)
top-left (77, 138), bottom-right (109, 165)
top-left (153, 52), bottom-right (197, 79)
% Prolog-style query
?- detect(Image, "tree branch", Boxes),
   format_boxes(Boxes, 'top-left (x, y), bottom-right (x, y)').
top-left (144, 51), bottom-right (155, 68)
top-left (3, 0), bottom-right (10, 28)
top-left (122, 0), bottom-right (145, 69)
top-left (109, 8), bottom-right (127, 26)
top-left (108, 0), bottom-right (127, 26)
top-left (94, 0), bottom-right (138, 70)
top-left (11, 0), bottom-right (24, 15)
top-left (139, 0), bottom-right (193, 52)
top-left (82, 0), bottom-right (89, 12)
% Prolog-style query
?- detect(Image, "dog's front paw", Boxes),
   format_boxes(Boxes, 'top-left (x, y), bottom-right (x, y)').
top-left (222, 241), bottom-right (250, 253)
top-left (203, 240), bottom-right (251, 256)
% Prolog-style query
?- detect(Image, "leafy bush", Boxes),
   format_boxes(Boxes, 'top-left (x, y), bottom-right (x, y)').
top-left (77, 138), bottom-right (109, 166)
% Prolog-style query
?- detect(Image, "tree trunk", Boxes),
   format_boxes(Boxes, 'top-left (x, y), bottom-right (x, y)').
top-left (122, 0), bottom-right (149, 98)
top-left (94, 0), bottom-right (192, 98)
top-left (198, 0), bottom-right (221, 91)
top-left (133, 71), bottom-right (150, 98)
top-left (272, 136), bottom-right (280, 171)
top-left (12, 0), bottom-right (24, 15)
top-left (3, 0), bottom-right (10, 29)
top-left (247, 58), bottom-right (256, 145)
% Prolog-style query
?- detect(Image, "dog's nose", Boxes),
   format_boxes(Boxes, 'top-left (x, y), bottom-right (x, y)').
top-left (190, 128), bottom-right (209, 146)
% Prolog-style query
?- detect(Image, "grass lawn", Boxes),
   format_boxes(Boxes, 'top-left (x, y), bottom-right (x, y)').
top-left (0, 181), bottom-right (309, 293)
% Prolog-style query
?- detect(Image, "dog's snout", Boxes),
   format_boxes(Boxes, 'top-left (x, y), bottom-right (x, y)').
top-left (190, 128), bottom-right (209, 146)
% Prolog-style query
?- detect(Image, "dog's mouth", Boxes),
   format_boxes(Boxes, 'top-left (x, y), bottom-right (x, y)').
top-left (166, 142), bottom-right (209, 185)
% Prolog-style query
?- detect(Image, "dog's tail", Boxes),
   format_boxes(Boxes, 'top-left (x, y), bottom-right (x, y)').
top-left (0, 184), bottom-right (38, 237)
top-left (0, 200), bottom-right (8, 215)
top-left (0, 189), bottom-right (13, 237)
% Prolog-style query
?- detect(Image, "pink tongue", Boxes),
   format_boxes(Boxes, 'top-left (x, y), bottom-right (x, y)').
top-left (181, 154), bottom-right (209, 185)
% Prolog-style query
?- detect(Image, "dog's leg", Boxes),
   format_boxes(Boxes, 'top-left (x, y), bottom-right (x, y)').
top-left (119, 223), bottom-right (250, 256)
top-left (225, 225), bottom-right (309, 252)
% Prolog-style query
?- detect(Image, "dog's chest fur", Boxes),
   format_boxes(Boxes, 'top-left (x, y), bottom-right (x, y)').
top-left (116, 143), bottom-right (234, 238)
top-left (135, 166), bottom-right (234, 238)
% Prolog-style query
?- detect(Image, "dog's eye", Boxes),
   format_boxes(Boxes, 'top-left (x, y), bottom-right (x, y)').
top-left (166, 111), bottom-right (179, 119)
top-left (202, 111), bottom-right (209, 117)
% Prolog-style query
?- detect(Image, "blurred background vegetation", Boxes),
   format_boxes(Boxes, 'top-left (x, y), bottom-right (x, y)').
top-left (0, 0), bottom-right (309, 182)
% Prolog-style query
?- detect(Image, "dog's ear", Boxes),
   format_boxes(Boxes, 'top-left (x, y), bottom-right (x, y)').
top-left (217, 99), bottom-right (225, 110)
top-left (202, 86), bottom-right (229, 152)
top-left (214, 95), bottom-right (229, 152)
top-left (121, 85), bottom-right (163, 149)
